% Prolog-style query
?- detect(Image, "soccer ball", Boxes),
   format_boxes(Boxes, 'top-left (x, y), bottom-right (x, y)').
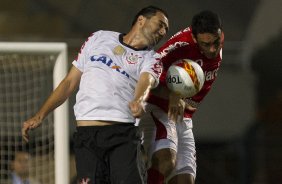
top-left (166, 59), bottom-right (205, 98)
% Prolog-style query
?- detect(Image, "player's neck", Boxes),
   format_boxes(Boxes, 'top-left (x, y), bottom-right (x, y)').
top-left (123, 32), bottom-right (148, 50)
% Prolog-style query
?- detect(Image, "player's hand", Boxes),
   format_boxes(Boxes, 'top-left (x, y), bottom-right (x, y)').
top-left (129, 100), bottom-right (145, 118)
top-left (168, 92), bottom-right (185, 123)
top-left (22, 115), bottom-right (42, 142)
top-left (186, 104), bottom-right (197, 111)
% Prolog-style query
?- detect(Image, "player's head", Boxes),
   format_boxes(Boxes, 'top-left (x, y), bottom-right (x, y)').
top-left (11, 151), bottom-right (30, 178)
top-left (131, 6), bottom-right (169, 47)
top-left (191, 10), bottom-right (223, 59)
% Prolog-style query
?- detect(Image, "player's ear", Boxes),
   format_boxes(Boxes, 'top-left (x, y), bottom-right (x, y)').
top-left (137, 15), bottom-right (146, 26)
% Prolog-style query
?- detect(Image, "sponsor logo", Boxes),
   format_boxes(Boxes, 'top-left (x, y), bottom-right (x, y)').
top-left (204, 68), bottom-right (218, 81)
top-left (90, 55), bottom-right (129, 78)
top-left (166, 75), bottom-right (182, 84)
top-left (191, 59), bottom-right (219, 82)
top-left (159, 41), bottom-right (189, 58)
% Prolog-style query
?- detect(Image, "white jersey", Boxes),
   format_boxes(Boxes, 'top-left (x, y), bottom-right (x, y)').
top-left (72, 30), bottom-right (162, 123)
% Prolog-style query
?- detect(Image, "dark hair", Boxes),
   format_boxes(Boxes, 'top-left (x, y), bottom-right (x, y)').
top-left (191, 10), bottom-right (222, 36)
top-left (131, 6), bottom-right (168, 26)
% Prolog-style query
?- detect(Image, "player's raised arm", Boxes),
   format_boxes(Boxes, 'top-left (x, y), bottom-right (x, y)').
top-left (22, 66), bottom-right (82, 142)
top-left (129, 72), bottom-right (156, 118)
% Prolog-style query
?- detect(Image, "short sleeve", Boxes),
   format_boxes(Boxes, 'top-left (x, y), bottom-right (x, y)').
top-left (140, 52), bottom-right (163, 88)
top-left (72, 31), bottom-right (102, 72)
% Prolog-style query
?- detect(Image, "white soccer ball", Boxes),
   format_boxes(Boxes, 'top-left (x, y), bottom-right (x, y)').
top-left (166, 59), bottom-right (205, 98)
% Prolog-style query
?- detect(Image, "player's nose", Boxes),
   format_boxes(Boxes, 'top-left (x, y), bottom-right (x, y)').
top-left (209, 45), bottom-right (217, 53)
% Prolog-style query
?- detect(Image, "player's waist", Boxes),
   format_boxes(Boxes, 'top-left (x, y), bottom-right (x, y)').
top-left (77, 120), bottom-right (133, 126)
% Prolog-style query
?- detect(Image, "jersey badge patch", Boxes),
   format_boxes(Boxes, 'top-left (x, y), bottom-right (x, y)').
top-left (126, 52), bottom-right (143, 64)
top-left (113, 45), bottom-right (125, 55)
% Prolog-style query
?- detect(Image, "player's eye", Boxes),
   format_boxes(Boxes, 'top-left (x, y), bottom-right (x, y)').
top-left (213, 40), bottom-right (220, 47)
top-left (158, 23), bottom-right (163, 29)
top-left (200, 42), bottom-right (210, 48)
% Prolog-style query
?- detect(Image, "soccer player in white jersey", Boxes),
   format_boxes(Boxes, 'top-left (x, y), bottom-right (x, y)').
top-left (22, 6), bottom-right (169, 184)
top-left (140, 10), bottom-right (224, 184)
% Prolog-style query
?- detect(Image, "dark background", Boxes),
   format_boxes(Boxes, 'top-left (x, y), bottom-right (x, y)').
top-left (1, 0), bottom-right (282, 183)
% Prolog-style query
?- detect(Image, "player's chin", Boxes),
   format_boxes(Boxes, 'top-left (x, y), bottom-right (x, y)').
top-left (205, 53), bottom-right (217, 59)
top-left (154, 37), bottom-right (162, 45)
top-left (148, 37), bottom-right (159, 47)
top-left (205, 51), bottom-right (219, 59)
top-left (148, 40), bottom-right (157, 47)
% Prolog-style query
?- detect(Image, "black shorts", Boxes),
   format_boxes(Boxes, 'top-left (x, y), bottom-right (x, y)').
top-left (73, 123), bottom-right (146, 184)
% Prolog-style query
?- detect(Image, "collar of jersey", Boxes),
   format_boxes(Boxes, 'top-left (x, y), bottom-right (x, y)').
top-left (119, 33), bottom-right (149, 51)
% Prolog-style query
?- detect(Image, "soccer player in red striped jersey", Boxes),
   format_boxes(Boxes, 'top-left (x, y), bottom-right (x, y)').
top-left (141, 10), bottom-right (224, 184)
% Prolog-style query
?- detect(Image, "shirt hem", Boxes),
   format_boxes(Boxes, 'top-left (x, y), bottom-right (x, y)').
top-left (75, 117), bottom-right (134, 123)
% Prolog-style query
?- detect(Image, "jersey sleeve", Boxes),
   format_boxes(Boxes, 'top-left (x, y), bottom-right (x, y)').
top-left (72, 31), bottom-right (102, 72)
top-left (157, 28), bottom-right (191, 86)
top-left (140, 52), bottom-right (163, 88)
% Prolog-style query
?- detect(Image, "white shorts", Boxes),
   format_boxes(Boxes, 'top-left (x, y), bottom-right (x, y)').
top-left (138, 104), bottom-right (197, 180)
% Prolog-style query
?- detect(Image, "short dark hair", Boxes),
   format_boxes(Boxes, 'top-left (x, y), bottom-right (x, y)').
top-left (191, 10), bottom-right (222, 36)
top-left (131, 6), bottom-right (168, 26)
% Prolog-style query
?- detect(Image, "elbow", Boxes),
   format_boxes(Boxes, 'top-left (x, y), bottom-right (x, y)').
top-left (59, 78), bottom-right (77, 98)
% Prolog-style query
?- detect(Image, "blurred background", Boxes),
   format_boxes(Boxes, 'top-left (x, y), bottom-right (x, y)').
top-left (0, 0), bottom-right (281, 183)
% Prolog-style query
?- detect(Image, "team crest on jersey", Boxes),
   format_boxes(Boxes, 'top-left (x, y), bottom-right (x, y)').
top-left (126, 52), bottom-right (143, 64)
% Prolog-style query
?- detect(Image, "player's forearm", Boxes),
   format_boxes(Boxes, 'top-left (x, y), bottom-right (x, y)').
top-left (35, 66), bottom-right (81, 121)
top-left (35, 78), bottom-right (75, 121)
top-left (134, 72), bottom-right (155, 103)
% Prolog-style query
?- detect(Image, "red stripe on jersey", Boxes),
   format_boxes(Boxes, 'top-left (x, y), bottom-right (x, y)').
top-left (74, 33), bottom-right (95, 62)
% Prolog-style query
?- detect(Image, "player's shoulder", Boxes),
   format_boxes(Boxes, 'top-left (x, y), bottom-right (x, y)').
top-left (165, 26), bottom-right (194, 47)
top-left (139, 49), bottom-right (160, 64)
top-left (81, 30), bottom-right (120, 51)
top-left (92, 30), bottom-right (120, 39)
top-left (157, 26), bottom-right (194, 56)
top-left (149, 51), bottom-right (162, 61)
top-left (170, 26), bottom-right (193, 42)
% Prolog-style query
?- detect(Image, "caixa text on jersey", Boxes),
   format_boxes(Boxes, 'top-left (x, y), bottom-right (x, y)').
top-left (90, 55), bottom-right (130, 78)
